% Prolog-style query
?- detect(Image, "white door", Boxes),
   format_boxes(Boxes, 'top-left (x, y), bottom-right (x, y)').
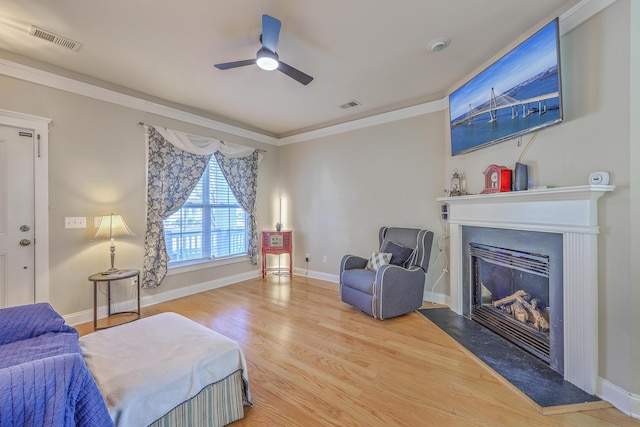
top-left (0, 125), bottom-right (35, 308)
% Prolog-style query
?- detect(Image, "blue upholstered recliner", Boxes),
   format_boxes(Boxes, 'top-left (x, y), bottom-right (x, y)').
top-left (339, 227), bottom-right (434, 320)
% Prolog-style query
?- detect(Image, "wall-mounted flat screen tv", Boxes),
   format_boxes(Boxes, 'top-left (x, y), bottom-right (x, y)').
top-left (449, 18), bottom-right (562, 156)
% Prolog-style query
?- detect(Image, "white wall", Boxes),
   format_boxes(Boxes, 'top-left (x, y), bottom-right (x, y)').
top-left (630, 0), bottom-right (640, 414)
top-left (278, 113), bottom-right (448, 294)
top-left (0, 74), bottom-right (278, 316)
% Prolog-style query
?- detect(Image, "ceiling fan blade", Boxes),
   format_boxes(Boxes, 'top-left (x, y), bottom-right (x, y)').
top-left (214, 15), bottom-right (313, 86)
top-left (278, 61), bottom-right (313, 85)
top-left (214, 59), bottom-right (256, 70)
top-left (261, 14), bottom-right (281, 52)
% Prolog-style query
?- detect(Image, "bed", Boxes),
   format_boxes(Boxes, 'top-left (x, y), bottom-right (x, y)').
top-left (0, 303), bottom-right (113, 427)
top-left (79, 312), bottom-right (251, 427)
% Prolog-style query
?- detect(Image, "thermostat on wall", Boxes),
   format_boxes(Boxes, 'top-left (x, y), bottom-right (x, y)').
top-left (589, 171), bottom-right (610, 185)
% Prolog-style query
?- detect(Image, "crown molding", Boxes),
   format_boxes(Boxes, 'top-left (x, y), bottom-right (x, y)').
top-left (559, 0), bottom-right (617, 36)
top-left (0, 0), bottom-right (614, 145)
top-left (277, 98), bottom-right (448, 145)
top-left (0, 56), bottom-right (448, 145)
top-left (0, 58), bottom-right (278, 145)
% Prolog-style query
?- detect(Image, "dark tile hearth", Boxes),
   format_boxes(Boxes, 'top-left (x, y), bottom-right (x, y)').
top-left (418, 307), bottom-right (602, 409)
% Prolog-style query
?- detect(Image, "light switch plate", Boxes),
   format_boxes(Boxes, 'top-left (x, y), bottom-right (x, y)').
top-left (64, 217), bottom-right (86, 229)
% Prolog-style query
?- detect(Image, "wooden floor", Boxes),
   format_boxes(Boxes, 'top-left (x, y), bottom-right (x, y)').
top-left (76, 275), bottom-right (640, 426)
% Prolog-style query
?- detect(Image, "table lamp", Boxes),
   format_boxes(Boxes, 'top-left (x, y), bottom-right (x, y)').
top-left (93, 213), bottom-right (135, 273)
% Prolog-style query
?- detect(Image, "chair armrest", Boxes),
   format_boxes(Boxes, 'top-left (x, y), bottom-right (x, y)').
top-left (340, 255), bottom-right (368, 273)
top-left (374, 265), bottom-right (426, 319)
top-left (376, 264), bottom-right (425, 291)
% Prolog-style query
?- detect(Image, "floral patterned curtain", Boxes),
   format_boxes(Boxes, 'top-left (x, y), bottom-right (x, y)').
top-left (214, 151), bottom-right (260, 264)
top-left (143, 126), bottom-right (211, 288)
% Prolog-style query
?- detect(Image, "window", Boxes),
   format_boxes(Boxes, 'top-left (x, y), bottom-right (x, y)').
top-left (163, 156), bottom-right (248, 264)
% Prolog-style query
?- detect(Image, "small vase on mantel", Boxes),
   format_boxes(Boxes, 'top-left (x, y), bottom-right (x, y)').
top-left (514, 162), bottom-right (528, 191)
top-left (275, 222), bottom-right (282, 232)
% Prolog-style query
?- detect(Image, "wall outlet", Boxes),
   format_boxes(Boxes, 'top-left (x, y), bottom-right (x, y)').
top-left (305, 253), bottom-right (310, 262)
top-left (322, 255), bottom-right (328, 264)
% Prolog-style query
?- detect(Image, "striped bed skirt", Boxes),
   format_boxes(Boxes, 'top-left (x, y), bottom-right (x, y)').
top-left (150, 369), bottom-right (247, 427)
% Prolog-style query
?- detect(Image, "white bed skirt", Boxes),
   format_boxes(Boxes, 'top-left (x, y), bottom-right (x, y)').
top-left (79, 312), bottom-right (251, 427)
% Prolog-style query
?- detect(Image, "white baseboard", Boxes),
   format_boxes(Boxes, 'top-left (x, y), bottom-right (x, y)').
top-left (423, 291), bottom-right (450, 307)
top-left (418, 297), bottom-right (640, 419)
top-left (293, 269), bottom-right (452, 309)
top-left (293, 267), bottom-right (339, 284)
top-left (292, 269), bottom-right (450, 305)
top-left (64, 270), bottom-right (260, 326)
top-left (598, 377), bottom-right (640, 419)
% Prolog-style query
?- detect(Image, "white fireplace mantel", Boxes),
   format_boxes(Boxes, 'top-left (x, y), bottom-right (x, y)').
top-left (437, 185), bottom-right (614, 394)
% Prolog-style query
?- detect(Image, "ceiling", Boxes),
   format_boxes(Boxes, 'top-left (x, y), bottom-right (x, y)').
top-left (0, 0), bottom-right (580, 139)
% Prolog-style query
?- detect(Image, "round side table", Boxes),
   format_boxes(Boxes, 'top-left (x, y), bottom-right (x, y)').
top-left (88, 269), bottom-right (140, 330)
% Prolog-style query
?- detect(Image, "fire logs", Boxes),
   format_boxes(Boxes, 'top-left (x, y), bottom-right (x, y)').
top-left (492, 290), bottom-right (550, 332)
top-left (492, 289), bottom-right (526, 307)
top-left (512, 300), bottom-right (530, 323)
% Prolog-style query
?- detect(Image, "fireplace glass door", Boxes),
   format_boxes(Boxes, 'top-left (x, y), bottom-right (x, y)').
top-left (470, 243), bottom-right (551, 363)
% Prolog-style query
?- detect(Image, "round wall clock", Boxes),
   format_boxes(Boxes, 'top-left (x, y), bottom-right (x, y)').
top-left (482, 164), bottom-right (511, 193)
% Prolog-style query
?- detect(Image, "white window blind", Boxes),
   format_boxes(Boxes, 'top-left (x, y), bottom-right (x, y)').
top-left (164, 156), bottom-right (248, 263)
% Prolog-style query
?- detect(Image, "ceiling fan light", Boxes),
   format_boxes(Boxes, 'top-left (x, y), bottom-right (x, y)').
top-left (256, 48), bottom-right (279, 71)
top-left (257, 57), bottom-right (278, 71)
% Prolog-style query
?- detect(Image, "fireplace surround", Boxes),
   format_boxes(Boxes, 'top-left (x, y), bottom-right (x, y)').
top-left (465, 228), bottom-right (563, 373)
top-left (438, 185), bottom-right (614, 394)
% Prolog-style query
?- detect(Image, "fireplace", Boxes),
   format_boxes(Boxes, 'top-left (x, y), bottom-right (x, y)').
top-left (472, 244), bottom-right (551, 357)
top-left (464, 229), bottom-right (564, 374)
top-left (439, 185), bottom-right (614, 394)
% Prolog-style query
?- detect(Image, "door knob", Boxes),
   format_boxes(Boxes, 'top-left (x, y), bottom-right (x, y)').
top-left (19, 239), bottom-right (31, 246)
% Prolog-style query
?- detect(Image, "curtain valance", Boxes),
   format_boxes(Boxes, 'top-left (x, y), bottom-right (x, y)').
top-left (153, 126), bottom-right (260, 158)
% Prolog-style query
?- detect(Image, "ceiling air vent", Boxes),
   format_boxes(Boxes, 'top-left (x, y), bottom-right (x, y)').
top-left (340, 100), bottom-right (361, 109)
top-left (29, 25), bottom-right (81, 52)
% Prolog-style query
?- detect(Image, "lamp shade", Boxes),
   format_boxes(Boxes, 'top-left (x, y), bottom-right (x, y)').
top-left (94, 213), bottom-right (135, 240)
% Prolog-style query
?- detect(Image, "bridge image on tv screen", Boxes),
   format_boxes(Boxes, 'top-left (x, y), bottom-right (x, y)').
top-left (449, 19), bottom-right (562, 156)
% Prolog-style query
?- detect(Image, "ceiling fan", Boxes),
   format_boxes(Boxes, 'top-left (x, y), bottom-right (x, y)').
top-left (214, 14), bottom-right (313, 86)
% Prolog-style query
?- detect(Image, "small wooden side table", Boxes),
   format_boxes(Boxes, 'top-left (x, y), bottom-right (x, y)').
top-left (261, 230), bottom-right (292, 278)
top-left (88, 269), bottom-right (140, 330)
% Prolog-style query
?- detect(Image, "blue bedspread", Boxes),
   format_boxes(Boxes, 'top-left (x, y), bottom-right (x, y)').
top-left (0, 303), bottom-right (113, 427)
